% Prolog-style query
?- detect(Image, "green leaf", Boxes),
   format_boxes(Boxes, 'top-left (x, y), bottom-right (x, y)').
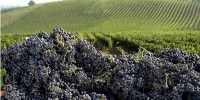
top-left (0, 68), bottom-right (6, 87)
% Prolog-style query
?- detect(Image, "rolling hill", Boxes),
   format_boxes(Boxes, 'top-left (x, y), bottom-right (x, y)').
top-left (1, 0), bottom-right (200, 34)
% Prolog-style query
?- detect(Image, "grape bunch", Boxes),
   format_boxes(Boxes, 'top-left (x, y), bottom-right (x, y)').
top-left (1, 28), bottom-right (200, 100)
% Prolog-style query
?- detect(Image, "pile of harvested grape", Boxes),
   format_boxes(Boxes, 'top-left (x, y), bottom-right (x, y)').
top-left (1, 28), bottom-right (200, 100)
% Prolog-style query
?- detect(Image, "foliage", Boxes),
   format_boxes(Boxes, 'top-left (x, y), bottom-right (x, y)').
top-left (2, 31), bottom-right (200, 55)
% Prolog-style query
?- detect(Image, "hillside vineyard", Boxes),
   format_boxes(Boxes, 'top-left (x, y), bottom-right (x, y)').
top-left (1, 0), bottom-right (200, 33)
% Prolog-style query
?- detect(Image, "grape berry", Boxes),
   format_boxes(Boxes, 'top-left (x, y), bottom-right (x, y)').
top-left (1, 28), bottom-right (200, 100)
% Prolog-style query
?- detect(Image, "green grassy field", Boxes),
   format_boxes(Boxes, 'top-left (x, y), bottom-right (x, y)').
top-left (1, 0), bottom-right (200, 54)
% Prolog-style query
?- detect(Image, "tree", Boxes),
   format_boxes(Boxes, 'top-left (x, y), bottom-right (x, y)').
top-left (28, 0), bottom-right (35, 6)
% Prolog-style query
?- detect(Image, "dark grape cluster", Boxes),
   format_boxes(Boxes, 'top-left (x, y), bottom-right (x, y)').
top-left (1, 28), bottom-right (200, 100)
top-left (156, 48), bottom-right (199, 64)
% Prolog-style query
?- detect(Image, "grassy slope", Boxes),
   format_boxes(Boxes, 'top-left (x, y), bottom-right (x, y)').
top-left (1, 0), bottom-right (200, 34)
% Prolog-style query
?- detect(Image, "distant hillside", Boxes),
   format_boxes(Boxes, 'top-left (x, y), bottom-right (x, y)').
top-left (1, 0), bottom-right (200, 34)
